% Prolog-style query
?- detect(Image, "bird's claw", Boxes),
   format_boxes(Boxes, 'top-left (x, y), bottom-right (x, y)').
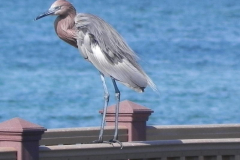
top-left (93, 139), bottom-right (123, 149)
top-left (92, 139), bottom-right (103, 143)
top-left (107, 139), bottom-right (123, 149)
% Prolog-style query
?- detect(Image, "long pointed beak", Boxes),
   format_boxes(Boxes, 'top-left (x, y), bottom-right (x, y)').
top-left (35, 9), bottom-right (56, 21)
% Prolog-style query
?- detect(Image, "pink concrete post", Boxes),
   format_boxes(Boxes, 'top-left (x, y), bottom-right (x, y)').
top-left (100, 100), bottom-right (153, 141)
top-left (0, 117), bottom-right (46, 160)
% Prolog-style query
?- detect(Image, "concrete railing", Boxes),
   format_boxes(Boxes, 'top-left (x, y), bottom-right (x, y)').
top-left (147, 124), bottom-right (240, 140)
top-left (39, 138), bottom-right (240, 160)
top-left (0, 100), bottom-right (240, 160)
top-left (0, 147), bottom-right (16, 160)
top-left (40, 126), bottom-right (128, 145)
top-left (40, 124), bottom-right (240, 146)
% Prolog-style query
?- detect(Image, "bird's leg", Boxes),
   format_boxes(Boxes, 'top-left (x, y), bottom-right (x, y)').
top-left (109, 78), bottom-right (123, 149)
top-left (93, 73), bottom-right (109, 143)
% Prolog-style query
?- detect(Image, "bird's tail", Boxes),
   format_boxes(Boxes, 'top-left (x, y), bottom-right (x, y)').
top-left (146, 74), bottom-right (159, 93)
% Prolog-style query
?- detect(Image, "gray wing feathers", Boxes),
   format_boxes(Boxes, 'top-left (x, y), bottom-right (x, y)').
top-left (75, 13), bottom-right (138, 63)
top-left (77, 31), bottom-right (92, 60)
top-left (75, 13), bottom-right (156, 92)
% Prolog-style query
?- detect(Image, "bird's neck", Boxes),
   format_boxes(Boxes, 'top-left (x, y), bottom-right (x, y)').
top-left (54, 11), bottom-right (78, 48)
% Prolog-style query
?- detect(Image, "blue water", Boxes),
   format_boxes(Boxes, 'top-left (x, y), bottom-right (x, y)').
top-left (0, 0), bottom-right (240, 128)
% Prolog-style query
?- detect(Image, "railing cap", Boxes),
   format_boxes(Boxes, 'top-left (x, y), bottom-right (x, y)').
top-left (0, 117), bottom-right (46, 133)
top-left (100, 100), bottom-right (154, 114)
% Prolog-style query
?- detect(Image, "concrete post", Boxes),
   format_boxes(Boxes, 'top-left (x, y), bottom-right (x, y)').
top-left (0, 117), bottom-right (46, 160)
top-left (101, 100), bottom-right (153, 141)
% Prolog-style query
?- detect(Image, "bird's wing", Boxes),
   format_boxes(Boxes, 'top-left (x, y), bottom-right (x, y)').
top-left (74, 13), bottom-right (156, 92)
top-left (75, 13), bottom-right (139, 64)
top-left (75, 27), bottom-right (91, 60)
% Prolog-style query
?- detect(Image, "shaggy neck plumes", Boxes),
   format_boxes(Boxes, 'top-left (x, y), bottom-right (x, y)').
top-left (54, 6), bottom-right (77, 48)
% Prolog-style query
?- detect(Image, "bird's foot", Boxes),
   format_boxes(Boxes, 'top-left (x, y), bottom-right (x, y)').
top-left (93, 139), bottom-right (123, 149)
top-left (107, 139), bottom-right (123, 149)
top-left (92, 139), bottom-right (103, 143)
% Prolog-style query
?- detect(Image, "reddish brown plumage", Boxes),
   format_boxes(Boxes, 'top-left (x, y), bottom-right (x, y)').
top-left (53, 0), bottom-right (78, 48)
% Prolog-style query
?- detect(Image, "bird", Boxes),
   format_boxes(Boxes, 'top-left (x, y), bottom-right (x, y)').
top-left (35, 0), bottom-right (156, 148)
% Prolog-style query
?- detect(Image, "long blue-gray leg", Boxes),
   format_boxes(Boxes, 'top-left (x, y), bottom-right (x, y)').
top-left (93, 73), bottom-right (109, 143)
top-left (110, 78), bottom-right (123, 149)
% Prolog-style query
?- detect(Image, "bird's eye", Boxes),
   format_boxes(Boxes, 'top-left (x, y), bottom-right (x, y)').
top-left (54, 6), bottom-right (61, 10)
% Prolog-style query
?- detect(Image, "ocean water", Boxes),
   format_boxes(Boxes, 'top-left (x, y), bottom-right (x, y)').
top-left (0, 0), bottom-right (240, 128)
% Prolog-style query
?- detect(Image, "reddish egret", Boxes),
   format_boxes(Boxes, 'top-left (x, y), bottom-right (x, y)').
top-left (35, 0), bottom-right (156, 148)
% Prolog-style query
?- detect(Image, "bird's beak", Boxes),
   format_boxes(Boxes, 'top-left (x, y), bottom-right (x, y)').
top-left (35, 8), bottom-right (57, 21)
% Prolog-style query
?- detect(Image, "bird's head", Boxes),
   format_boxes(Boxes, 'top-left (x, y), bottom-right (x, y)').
top-left (35, 0), bottom-right (76, 20)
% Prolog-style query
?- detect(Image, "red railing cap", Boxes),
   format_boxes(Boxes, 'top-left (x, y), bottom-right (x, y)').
top-left (100, 100), bottom-right (154, 114)
top-left (0, 117), bottom-right (46, 133)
